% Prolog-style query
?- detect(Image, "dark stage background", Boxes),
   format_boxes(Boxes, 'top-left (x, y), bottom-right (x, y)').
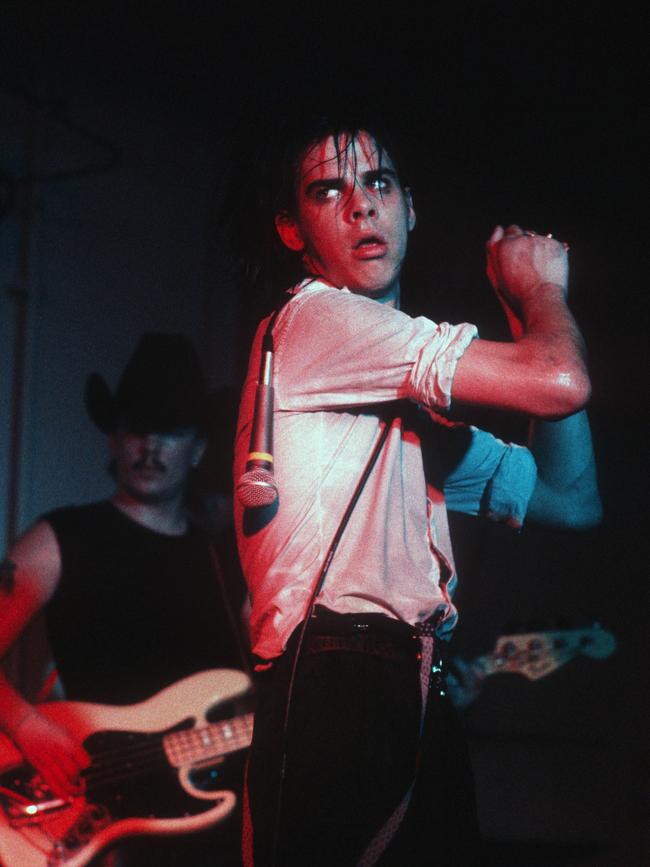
top-left (0, 3), bottom-right (645, 865)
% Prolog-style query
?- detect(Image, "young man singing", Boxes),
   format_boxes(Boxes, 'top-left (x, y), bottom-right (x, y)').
top-left (234, 122), bottom-right (601, 866)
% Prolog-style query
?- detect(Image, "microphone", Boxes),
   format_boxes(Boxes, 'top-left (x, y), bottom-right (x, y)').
top-left (236, 335), bottom-right (279, 508)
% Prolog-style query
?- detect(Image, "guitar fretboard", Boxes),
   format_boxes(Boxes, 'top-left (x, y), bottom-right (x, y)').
top-left (163, 713), bottom-right (254, 768)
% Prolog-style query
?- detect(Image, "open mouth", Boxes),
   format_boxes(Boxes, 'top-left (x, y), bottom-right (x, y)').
top-left (353, 236), bottom-right (387, 257)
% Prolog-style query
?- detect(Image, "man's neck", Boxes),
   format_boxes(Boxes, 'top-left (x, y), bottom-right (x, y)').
top-left (111, 490), bottom-right (189, 536)
top-left (380, 284), bottom-right (400, 309)
top-left (303, 268), bottom-right (401, 309)
top-left (340, 283), bottom-right (400, 310)
top-left (351, 282), bottom-right (401, 309)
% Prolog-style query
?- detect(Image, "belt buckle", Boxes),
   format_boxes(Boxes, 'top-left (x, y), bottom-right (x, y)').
top-left (352, 620), bottom-right (370, 633)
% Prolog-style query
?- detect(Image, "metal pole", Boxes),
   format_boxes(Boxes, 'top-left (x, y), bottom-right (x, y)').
top-left (5, 107), bottom-right (35, 550)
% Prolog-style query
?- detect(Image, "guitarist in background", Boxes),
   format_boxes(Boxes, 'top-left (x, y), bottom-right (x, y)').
top-left (0, 333), bottom-right (248, 866)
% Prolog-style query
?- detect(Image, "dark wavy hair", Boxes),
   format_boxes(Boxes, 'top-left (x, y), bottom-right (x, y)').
top-left (215, 94), bottom-right (415, 301)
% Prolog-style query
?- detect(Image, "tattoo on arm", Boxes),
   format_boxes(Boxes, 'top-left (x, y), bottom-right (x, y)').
top-left (0, 559), bottom-right (17, 595)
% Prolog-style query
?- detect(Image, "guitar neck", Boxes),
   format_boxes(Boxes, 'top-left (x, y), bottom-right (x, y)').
top-left (163, 713), bottom-right (254, 768)
top-left (467, 627), bottom-right (616, 683)
top-left (471, 653), bottom-right (502, 678)
top-left (471, 644), bottom-right (576, 679)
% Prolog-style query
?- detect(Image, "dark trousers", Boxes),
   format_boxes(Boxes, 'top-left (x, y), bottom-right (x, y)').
top-left (244, 611), bottom-right (481, 866)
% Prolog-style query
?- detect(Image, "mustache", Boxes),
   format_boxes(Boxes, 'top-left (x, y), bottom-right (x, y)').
top-left (132, 455), bottom-right (166, 472)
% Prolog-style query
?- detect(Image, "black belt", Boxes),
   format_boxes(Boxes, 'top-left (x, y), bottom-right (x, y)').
top-left (299, 606), bottom-right (447, 673)
top-left (310, 605), bottom-right (419, 635)
top-left (256, 607), bottom-right (449, 698)
top-left (304, 632), bottom-right (418, 661)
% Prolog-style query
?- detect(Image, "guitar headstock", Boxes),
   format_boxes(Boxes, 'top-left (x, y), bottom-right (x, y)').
top-left (487, 625), bottom-right (617, 681)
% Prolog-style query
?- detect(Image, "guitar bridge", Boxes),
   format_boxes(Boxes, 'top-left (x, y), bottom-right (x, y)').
top-left (0, 772), bottom-right (71, 825)
top-left (5, 796), bottom-right (69, 825)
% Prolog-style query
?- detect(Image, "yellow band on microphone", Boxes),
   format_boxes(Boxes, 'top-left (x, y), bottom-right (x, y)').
top-left (248, 451), bottom-right (273, 463)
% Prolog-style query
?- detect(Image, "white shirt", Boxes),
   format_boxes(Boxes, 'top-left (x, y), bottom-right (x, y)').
top-left (235, 280), bottom-right (537, 660)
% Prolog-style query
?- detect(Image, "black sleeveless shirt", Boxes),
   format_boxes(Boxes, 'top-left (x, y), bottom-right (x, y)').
top-left (44, 501), bottom-right (245, 704)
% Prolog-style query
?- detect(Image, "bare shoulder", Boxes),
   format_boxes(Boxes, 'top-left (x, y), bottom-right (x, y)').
top-left (2, 520), bottom-right (62, 605)
top-left (0, 521), bottom-right (61, 656)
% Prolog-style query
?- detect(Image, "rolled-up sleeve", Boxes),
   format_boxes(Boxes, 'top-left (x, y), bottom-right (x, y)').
top-left (442, 426), bottom-right (538, 529)
top-left (274, 283), bottom-right (478, 412)
top-left (407, 320), bottom-right (477, 409)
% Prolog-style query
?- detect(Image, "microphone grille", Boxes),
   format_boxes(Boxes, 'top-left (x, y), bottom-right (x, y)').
top-left (237, 468), bottom-right (279, 508)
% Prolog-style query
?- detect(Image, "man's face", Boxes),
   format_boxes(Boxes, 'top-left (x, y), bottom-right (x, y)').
top-left (110, 426), bottom-right (205, 504)
top-left (275, 131), bottom-right (416, 302)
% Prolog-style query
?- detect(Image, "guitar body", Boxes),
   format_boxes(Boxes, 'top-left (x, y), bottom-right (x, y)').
top-left (0, 669), bottom-right (252, 867)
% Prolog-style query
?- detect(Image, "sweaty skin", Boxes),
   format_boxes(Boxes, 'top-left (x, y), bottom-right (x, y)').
top-left (275, 131), bottom-right (415, 307)
top-left (274, 132), bottom-right (599, 529)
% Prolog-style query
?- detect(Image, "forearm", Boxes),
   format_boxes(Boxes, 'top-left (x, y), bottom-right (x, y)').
top-left (0, 666), bottom-right (90, 796)
top-left (526, 410), bottom-right (602, 528)
top-left (0, 669), bottom-right (35, 738)
top-left (517, 283), bottom-right (590, 414)
top-left (475, 224), bottom-right (601, 527)
top-left (455, 225), bottom-right (591, 419)
top-left (519, 287), bottom-right (600, 525)
top-left (530, 406), bottom-right (594, 485)
top-left (453, 288), bottom-right (591, 419)
top-left (518, 277), bottom-right (585, 357)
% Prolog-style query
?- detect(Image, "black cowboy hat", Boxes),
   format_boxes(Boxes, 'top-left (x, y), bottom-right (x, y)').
top-left (84, 333), bottom-right (208, 434)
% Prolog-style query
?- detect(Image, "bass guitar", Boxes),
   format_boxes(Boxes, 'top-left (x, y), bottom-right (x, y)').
top-left (0, 668), bottom-right (252, 867)
top-left (447, 624), bottom-right (617, 708)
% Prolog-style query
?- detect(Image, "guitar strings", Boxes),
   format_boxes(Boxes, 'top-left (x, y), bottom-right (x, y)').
top-left (83, 742), bottom-right (246, 794)
top-left (1, 716), bottom-right (253, 803)
top-left (80, 714), bottom-right (253, 768)
top-left (3, 715), bottom-right (254, 858)
top-left (84, 731), bottom-right (252, 786)
top-left (83, 730), bottom-right (250, 786)
top-left (83, 740), bottom-right (245, 792)
top-left (79, 716), bottom-right (253, 791)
